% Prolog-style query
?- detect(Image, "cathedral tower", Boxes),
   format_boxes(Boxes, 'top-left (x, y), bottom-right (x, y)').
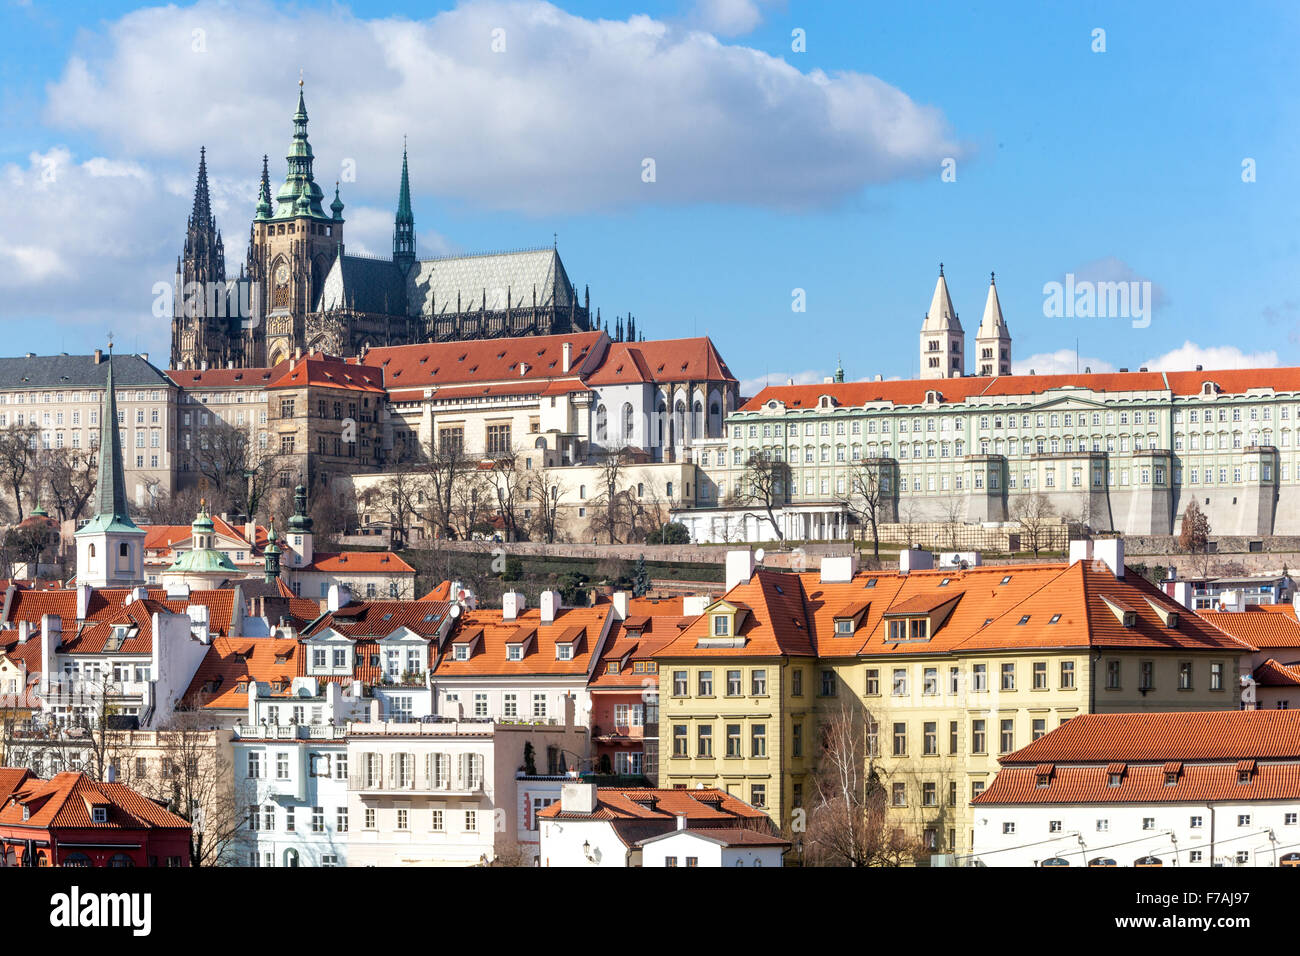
top-left (919, 264), bottom-right (964, 379)
top-left (170, 148), bottom-right (233, 369)
top-left (393, 143), bottom-right (415, 271)
top-left (248, 80), bottom-right (345, 367)
top-left (975, 272), bottom-right (1012, 376)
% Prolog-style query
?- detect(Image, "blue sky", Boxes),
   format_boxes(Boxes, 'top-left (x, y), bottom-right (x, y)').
top-left (1, 0), bottom-right (1298, 390)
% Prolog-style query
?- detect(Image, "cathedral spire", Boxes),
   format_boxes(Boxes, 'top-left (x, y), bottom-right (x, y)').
top-left (81, 347), bottom-right (138, 533)
top-left (190, 147), bottom-right (213, 228)
top-left (274, 77), bottom-right (326, 219)
top-left (976, 270), bottom-right (1012, 376)
top-left (255, 154), bottom-right (272, 221)
top-left (393, 140), bottom-right (415, 267)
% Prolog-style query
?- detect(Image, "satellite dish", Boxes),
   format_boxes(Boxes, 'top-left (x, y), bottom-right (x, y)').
top-left (754, 548), bottom-right (766, 564)
top-left (449, 604), bottom-right (461, 619)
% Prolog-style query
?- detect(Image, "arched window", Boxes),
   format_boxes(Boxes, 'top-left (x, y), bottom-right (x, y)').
top-left (62, 852), bottom-right (92, 867)
top-left (285, 848), bottom-right (299, 867)
top-left (637, 483), bottom-right (645, 497)
top-left (107, 853), bottom-right (134, 868)
top-left (622, 403), bottom-right (634, 441)
top-left (595, 405), bottom-right (607, 443)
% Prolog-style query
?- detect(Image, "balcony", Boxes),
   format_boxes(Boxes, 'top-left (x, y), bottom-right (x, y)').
top-left (232, 722), bottom-right (347, 740)
top-left (347, 773), bottom-right (483, 796)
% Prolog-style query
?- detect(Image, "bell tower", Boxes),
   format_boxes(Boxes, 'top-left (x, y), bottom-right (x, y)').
top-left (171, 148), bottom-right (230, 370)
top-left (919, 264), bottom-right (965, 380)
top-left (249, 78), bottom-right (343, 368)
top-left (976, 272), bottom-right (1012, 377)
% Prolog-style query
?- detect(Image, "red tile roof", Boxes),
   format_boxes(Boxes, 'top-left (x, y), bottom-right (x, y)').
top-left (361, 331), bottom-right (606, 390)
top-left (656, 569), bottom-right (814, 659)
top-left (742, 366), bottom-right (1300, 413)
top-left (585, 337), bottom-right (736, 386)
top-left (165, 364), bottom-right (286, 388)
top-left (538, 786), bottom-right (770, 824)
top-left (976, 762), bottom-right (1300, 805)
top-left (1200, 607), bottom-right (1300, 649)
top-left (433, 605), bottom-right (612, 677)
top-left (303, 551), bottom-right (415, 574)
top-left (180, 636), bottom-right (302, 711)
top-left (1253, 658), bottom-right (1300, 687)
top-left (266, 354), bottom-right (385, 392)
top-left (306, 600), bottom-right (452, 639)
top-left (999, 710), bottom-right (1300, 764)
top-left (0, 771), bottom-right (191, 830)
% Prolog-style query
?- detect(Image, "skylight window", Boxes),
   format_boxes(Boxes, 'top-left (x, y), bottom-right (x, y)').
top-left (1049, 614), bottom-right (1061, 624)
top-left (939, 578), bottom-right (950, 587)
top-left (866, 578), bottom-right (877, 588)
top-left (1000, 576), bottom-right (1012, 585)
top-left (1017, 615), bottom-right (1031, 625)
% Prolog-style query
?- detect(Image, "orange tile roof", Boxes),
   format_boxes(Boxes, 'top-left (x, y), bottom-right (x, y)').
top-left (303, 551), bottom-right (415, 574)
top-left (591, 604), bottom-right (690, 688)
top-left (741, 366), bottom-right (1300, 413)
top-left (266, 353), bottom-right (385, 392)
top-left (59, 599), bottom-right (174, 655)
top-left (1200, 607), bottom-right (1300, 649)
top-left (999, 710), bottom-right (1300, 764)
top-left (1253, 658), bottom-right (1300, 687)
top-left (420, 581), bottom-right (453, 602)
top-left (0, 771), bottom-right (191, 830)
top-left (433, 605), bottom-right (612, 678)
top-left (538, 786), bottom-right (770, 824)
top-left (585, 337), bottom-right (736, 386)
top-left (165, 364), bottom-right (285, 388)
top-left (180, 636), bottom-right (301, 711)
top-left (306, 600), bottom-right (452, 639)
top-left (361, 331), bottom-right (606, 389)
top-left (976, 762), bottom-right (1300, 805)
top-left (0, 768), bottom-right (33, 805)
top-left (656, 569), bottom-right (814, 659)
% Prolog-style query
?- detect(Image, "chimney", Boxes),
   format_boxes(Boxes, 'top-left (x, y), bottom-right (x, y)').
top-left (561, 781), bottom-right (597, 814)
top-left (16, 620), bottom-right (30, 644)
top-left (676, 813), bottom-right (687, 831)
top-left (76, 583), bottom-right (92, 620)
top-left (1093, 538), bottom-right (1125, 578)
top-left (245, 519), bottom-right (257, 543)
top-left (327, 583), bottom-right (352, 612)
top-left (1068, 539), bottom-right (1095, 566)
top-left (819, 554), bottom-right (857, 584)
top-left (683, 595), bottom-right (709, 617)
top-left (898, 548), bottom-right (934, 574)
top-left (725, 550), bottom-right (755, 592)
top-left (611, 591), bottom-right (629, 621)
top-left (563, 693), bottom-right (575, 730)
top-left (132, 586), bottom-right (149, 602)
top-left (140, 352), bottom-right (149, 363)
top-left (93, 349), bottom-right (103, 365)
top-left (562, 341), bottom-right (572, 373)
top-left (502, 591), bottom-right (525, 622)
top-left (539, 589), bottom-right (560, 625)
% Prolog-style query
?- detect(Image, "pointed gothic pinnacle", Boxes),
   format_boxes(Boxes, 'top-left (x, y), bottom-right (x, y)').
top-left (939, 262), bottom-right (944, 277)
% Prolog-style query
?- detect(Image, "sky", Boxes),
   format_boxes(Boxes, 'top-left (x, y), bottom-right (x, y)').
top-left (1, 0), bottom-right (1298, 393)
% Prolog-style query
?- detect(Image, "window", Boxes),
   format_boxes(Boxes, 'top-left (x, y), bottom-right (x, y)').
top-left (892, 668), bottom-right (908, 696)
top-left (1106, 659), bottom-right (1121, 690)
top-left (726, 669), bottom-right (741, 696)
top-left (751, 669), bottom-right (767, 696)
top-left (1096, 819), bottom-right (1109, 832)
top-left (1002, 821), bottom-right (1015, 835)
top-left (923, 721), bottom-right (937, 755)
top-left (892, 722), bottom-right (907, 756)
top-left (672, 725), bottom-right (688, 757)
top-left (971, 720), bottom-right (986, 754)
top-left (465, 810), bottom-right (477, 832)
top-left (999, 719), bottom-right (1014, 754)
top-left (698, 670), bottom-right (713, 696)
top-left (673, 670), bottom-right (688, 696)
top-left (972, 663), bottom-right (987, 692)
top-left (1238, 814), bottom-right (1251, 827)
top-left (751, 724), bottom-right (767, 757)
top-left (726, 724), bottom-right (742, 757)
top-left (486, 423), bottom-right (511, 455)
top-left (865, 669), bottom-right (880, 696)
top-left (697, 725), bottom-right (713, 757)
top-left (1001, 663), bottom-right (1015, 691)
top-left (1178, 661), bottom-right (1193, 690)
top-left (750, 784), bottom-right (766, 808)
top-left (1139, 660), bottom-right (1154, 691)
top-left (949, 721), bottom-right (959, 754)
top-left (820, 669), bottom-right (837, 696)
top-left (1142, 817), bottom-right (1155, 831)
top-left (1210, 662), bottom-right (1223, 691)
top-left (791, 669), bottom-right (802, 697)
top-left (1032, 719), bottom-right (1046, 740)
top-left (923, 782), bottom-right (937, 807)
top-left (1060, 660), bottom-right (1075, 690)
top-left (891, 782), bottom-right (906, 807)
top-left (1049, 820), bottom-right (1062, 833)
top-left (1032, 661), bottom-right (1047, 690)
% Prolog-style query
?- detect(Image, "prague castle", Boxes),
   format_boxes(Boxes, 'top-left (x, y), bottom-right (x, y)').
top-left (170, 83), bottom-right (607, 371)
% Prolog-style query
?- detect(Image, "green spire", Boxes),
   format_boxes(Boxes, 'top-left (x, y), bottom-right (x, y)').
top-left (77, 348), bottom-right (140, 536)
top-left (264, 516), bottom-right (283, 583)
top-left (288, 484), bottom-right (314, 533)
top-left (393, 140), bottom-right (415, 265)
top-left (330, 181), bottom-right (344, 221)
top-left (834, 356), bottom-right (845, 383)
top-left (273, 78), bottom-right (327, 220)
top-left (255, 154), bottom-right (273, 221)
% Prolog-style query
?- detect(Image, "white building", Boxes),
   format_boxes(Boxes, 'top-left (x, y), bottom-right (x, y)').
top-left (970, 710), bottom-right (1300, 868)
top-left (345, 709), bottom-right (587, 866)
top-left (233, 678), bottom-right (360, 867)
top-left (637, 823), bottom-right (788, 867)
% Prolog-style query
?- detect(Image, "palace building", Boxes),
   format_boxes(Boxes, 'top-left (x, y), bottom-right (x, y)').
top-left (170, 82), bottom-right (605, 371)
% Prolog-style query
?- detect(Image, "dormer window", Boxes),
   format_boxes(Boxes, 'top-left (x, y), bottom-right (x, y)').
top-left (887, 618), bottom-right (929, 641)
top-left (713, 615), bottom-right (730, 637)
top-left (834, 619), bottom-right (854, 636)
top-left (1108, 773), bottom-right (1122, 787)
top-left (22, 805), bottom-right (30, 821)
top-left (556, 643), bottom-right (574, 661)
top-left (1036, 774), bottom-right (1050, 788)
top-left (92, 806), bottom-right (108, 823)
top-left (453, 645), bottom-right (469, 661)
top-left (506, 644), bottom-right (523, 661)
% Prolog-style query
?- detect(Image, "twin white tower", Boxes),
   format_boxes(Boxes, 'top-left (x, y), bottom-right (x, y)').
top-left (919, 265), bottom-right (1012, 380)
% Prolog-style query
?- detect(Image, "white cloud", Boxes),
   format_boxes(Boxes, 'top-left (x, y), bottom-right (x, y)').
top-left (689, 0), bottom-right (780, 36)
top-left (1012, 350), bottom-right (1115, 376)
top-left (44, 0), bottom-right (963, 214)
top-left (740, 368), bottom-right (826, 395)
top-left (1140, 341), bottom-right (1278, 372)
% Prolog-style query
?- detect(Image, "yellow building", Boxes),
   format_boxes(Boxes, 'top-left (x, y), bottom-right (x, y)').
top-left (652, 545), bottom-right (1253, 857)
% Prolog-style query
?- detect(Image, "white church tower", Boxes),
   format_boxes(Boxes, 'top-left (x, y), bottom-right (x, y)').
top-left (920, 264), bottom-right (964, 379)
top-left (975, 271), bottom-right (1012, 377)
top-left (74, 347), bottom-right (146, 587)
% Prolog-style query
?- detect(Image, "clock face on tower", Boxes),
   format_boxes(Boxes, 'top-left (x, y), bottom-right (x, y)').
top-left (274, 263), bottom-right (290, 285)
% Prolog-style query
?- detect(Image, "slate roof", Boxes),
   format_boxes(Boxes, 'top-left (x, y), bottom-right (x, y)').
top-left (0, 353), bottom-right (171, 389)
top-left (317, 254), bottom-right (408, 314)
top-left (408, 247), bottom-right (577, 317)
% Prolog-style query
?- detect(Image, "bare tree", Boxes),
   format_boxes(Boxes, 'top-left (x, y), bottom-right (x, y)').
top-left (374, 463), bottom-right (425, 545)
top-left (527, 465), bottom-right (567, 544)
top-left (805, 701), bottom-right (923, 867)
top-left (1179, 498), bottom-right (1212, 577)
top-left (591, 446), bottom-right (631, 544)
top-left (1010, 491), bottom-right (1056, 556)
top-left (138, 484), bottom-right (205, 526)
top-left (0, 423), bottom-right (38, 520)
top-left (35, 448), bottom-right (98, 523)
top-left (484, 452), bottom-right (527, 542)
top-left (842, 459), bottom-right (893, 560)
top-left (417, 432), bottom-right (474, 540)
top-left (734, 452), bottom-right (790, 541)
top-left (191, 425), bottom-right (283, 520)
